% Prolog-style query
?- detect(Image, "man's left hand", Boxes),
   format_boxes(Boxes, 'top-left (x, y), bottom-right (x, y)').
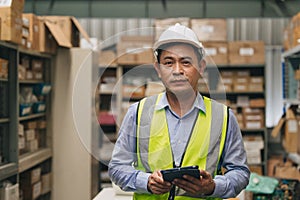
top-left (172, 169), bottom-right (215, 196)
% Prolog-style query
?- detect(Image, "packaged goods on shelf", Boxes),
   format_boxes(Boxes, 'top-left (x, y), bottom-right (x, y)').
top-left (122, 84), bottom-right (146, 99)
top-left (243, 135), bottom-right (264, 165)
top-left (0, 58), bottom-right (8, 79)
top-left (228, 41), bottom-right (265, 65)
top-left (202, 41), bottom-right (228, 65)
top-left (20, 181), bottom-right (41, 200)
top-left (0, 0), bottom-right (24, 44)
top-left (99, 50), bottom-right (117, 67)
top-left (117, 35), bottom-right (154, 65)
top-left (145, 81), bottom-right (165, 96)
top-left (22, 13), bottom-right (40, 51)
top-left (0, 182), bottom-right (19, 200)
top-left (191, 18), bottom-right (227, 42)
top-left (98, 111), bottom-right (116, 125)
top-left (20, 168), bottom-right (42, 185)
top-left (117, 36), bottom-right (154, 65)
top-left (32, 102), bottom-right (46, 113)
top-left (154, 17), bottom-right (190, 41)
top-left (33, 84), bottom-right (52, 96)
top-left (41, 173), bottom-right (51, 195)
top-left (271, 107), bottom-right (300, 153)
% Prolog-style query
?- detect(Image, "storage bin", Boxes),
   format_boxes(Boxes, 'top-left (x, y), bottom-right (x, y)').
top-left (32, 102), bottom-right (46, 113)
top-left (33, 83), bottom-right (52, 96)
top-left (19, 103), bottom-right (33, 116)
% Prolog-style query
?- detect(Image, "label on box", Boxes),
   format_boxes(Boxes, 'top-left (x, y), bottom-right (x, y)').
top-left (205, 48), bottom-right (217, 56)
top-left (287, 120), bottom-right (298, 132)
top-left (42, 85), bottom-right (51, 94)
top-left (25, 129), bottom-right (35, 141)
top-left (32, 182), bottom-right (41, 199)
top-left (37, 104), bottom-right (46, 112)
top-left (19, 136), bottom-right (25, 149)
top-left (22, 106), bottom-right (31, 116)
top-left (239, 48), bottom-right (254, 56)
top-left (200, 25), bottom-right (214, 33)
top-left (0, 0), bottom-right (12, 7)
top-left (219, 47), bottom-right (227, 54)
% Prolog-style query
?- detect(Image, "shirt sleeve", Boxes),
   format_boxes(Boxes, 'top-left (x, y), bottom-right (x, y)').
top-left (210, 108), bottom-right (251, 198)
top-left (108, 103), bottom-right (151, 193)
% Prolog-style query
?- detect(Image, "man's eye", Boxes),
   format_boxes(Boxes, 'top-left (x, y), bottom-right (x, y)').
top-left (163, 61), bottom-right (173, 66)
top-left (182, 61), bottom-right (191, 66)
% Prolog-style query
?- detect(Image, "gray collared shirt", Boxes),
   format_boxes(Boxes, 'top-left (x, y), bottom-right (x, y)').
top-left (108, 92), bottom-right (250, 198)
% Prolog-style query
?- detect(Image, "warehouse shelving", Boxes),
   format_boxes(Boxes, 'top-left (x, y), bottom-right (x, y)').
top-left (0, 40), bottom-right (53, 199)
top-left (202, 63), bottom-right (268, 175)
top-left (282, 44), bottom-right (300, 165)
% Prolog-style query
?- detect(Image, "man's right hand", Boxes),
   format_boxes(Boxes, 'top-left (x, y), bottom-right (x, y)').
top-left (147, 170), bottom-right (172, 194)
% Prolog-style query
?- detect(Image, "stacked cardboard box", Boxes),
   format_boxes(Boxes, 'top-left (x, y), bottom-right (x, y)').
top-left (20, 168), bottom-right (42, 200)
top-left (228, 41), bottom-right (265, 65)
top-left (154, 17), bottom-right (190, 41)
top-left (22, 13), bottom-right (40, 51)
top-left (0, 0), bottom-right (24, 45)
top-left (271, 107), bottom-right (300, 154)
top-left (117, 35), bottom-right (154, 65)
top-left (283, 12), bottom-right (300, 50)
top-left (243, 135), bottom-right (264, 165)
top-left (191, 19), bottom-right (228, 65)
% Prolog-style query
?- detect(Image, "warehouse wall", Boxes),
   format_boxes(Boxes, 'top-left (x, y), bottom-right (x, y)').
top-left (78, 17), bottom-right (289, 127)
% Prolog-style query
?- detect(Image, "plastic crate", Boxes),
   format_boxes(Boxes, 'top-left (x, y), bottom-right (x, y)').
top-left (0, 81), bottom-right (8, 118)
top-left (33, 83), bottom-right (52, 96)
top-left (19, 103), bottom-right (33, 116)
top-left (32, 102), bottom-right (46, 113)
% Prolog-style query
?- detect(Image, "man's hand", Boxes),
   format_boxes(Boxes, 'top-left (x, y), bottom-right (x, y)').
top-left (172, 169), bottom-right (215, 196)
top-left (147, 170), bottom-right (172, 194)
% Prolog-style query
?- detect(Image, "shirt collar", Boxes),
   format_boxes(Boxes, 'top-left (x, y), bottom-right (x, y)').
top-left (155, 92), bottom-right (206, 114)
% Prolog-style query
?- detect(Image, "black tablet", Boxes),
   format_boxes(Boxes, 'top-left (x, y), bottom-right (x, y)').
top-left (161, 165), bottom-right (200, 182)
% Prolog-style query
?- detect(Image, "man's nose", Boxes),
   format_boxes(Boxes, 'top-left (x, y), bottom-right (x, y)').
top-left (173, 62), bottom-right (183, 74)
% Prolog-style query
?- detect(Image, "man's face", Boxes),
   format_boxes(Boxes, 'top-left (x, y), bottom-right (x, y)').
top-left (154, 44), bottom-right (205, 96)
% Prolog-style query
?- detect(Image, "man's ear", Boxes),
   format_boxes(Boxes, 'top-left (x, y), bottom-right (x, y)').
top-left (199, 59), bottom-right (206, 76)
top-left (154, 61), bottom-right (161, 78)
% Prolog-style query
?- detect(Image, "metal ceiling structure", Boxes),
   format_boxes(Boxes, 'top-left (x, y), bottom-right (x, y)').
top-left (23, 0), bottom-right (300, 18)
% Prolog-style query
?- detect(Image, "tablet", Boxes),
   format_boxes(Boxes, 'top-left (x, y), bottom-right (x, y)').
top-left (161, 165), bottom-right (200, 182)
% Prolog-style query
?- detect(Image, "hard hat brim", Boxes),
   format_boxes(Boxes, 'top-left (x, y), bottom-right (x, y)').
top-left (153, 38), bottom-right (203, 51)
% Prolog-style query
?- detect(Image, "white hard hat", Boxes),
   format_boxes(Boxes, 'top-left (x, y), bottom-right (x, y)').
top-left (153, 23), bottom-right (204, 51)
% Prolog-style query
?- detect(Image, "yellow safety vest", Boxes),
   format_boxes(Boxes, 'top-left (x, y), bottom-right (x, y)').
top-left (134, 93), bottom-right (228, 200)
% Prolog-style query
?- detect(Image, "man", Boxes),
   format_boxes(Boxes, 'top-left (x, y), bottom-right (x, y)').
top-left (108, 23), bottom-right (250, 199)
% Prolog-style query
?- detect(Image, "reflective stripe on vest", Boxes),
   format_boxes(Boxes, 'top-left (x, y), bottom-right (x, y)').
top-left (135, 93), bottom-right (228, 200)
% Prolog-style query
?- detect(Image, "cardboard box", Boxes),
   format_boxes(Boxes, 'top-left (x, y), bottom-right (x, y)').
top-left (0, 0), bottom-right (24, 44)
top-left (37, 16), bottom-right (75, 54)
top-left (249, 98), bottom-right (265, 108)
top-left (191, 18), bottom-right (227, 41)
top-left (99, 50), bottom-right (117, 67)
top-left (154, 17), bottom-right (190, 41)
top-left (122, 84), bottom-right (146, 99)
top-left (41, 173), bottom-right (51, 195)
top-left (202, 41), bottom-right (228, 65)
top-left (228, 41), bottom-right (265, 65)
top-left (43, 16), bottom-right (90, 47)
top-left (274, 163), bottom-right (300, 181)
top-left (117, 35), bottom-right (154, 65)
top-left (283, 119), bottom-right (298, 153)
top-left (22, 13), bottom-right (40, 50)
top-left (0, 58), bottom-right (8, 79)
top-left (21, 181), bottom-right (41, 200)
top-left (249, 165), bottom-right (263, 175)
top-left (25, 129), bottom-right (36, 141)
top-left (20, 167), bottom-right (41, 185)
